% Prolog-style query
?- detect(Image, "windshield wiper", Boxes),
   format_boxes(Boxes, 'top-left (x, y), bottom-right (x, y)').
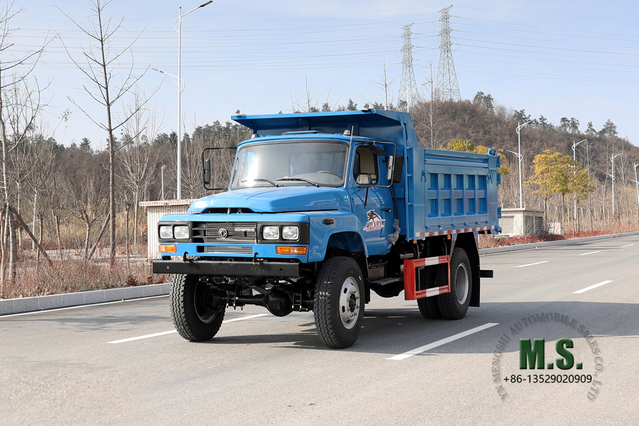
top-left (239, 178), bottom-right (280, 187)
top-left (276, 177), bottom-right (320, 187)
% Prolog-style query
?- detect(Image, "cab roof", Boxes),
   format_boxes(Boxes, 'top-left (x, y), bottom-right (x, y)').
top-left (232, 109), bottom-right (418, 148)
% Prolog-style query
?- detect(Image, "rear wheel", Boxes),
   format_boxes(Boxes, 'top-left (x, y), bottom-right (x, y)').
top-left (170, 274), bottom-right (225, 341)
top-left (314, 257), bottom-right (364, 349)
top-left (417, 294), bottom-right (442, 319)
top-left (437, 248), bottom-right (472, 320)
top-left (417, 265), bottom-right (443, 319)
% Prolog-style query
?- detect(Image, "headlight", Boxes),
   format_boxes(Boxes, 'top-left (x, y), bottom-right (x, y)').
top-left (282, 226), bottom-right (299, 241)
top-left (263, 226), bottom-right (279, 240)
top-left (174, 225), bottom-right (190, 240)
top-left (159, 225), bottom-right (173, 239)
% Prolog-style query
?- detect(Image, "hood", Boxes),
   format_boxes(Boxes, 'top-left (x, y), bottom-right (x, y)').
top-left (189, 186), bottom-right (349, 213)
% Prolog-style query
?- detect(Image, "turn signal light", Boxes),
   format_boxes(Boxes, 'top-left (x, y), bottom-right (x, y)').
top-left (276, 246), bottom-right (307, 255)
top-left (159, 244), bottom-right (177, 253)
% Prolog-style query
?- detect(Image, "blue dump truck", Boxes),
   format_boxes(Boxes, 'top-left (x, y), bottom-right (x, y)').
top-left (153, 109), bottom-right (501, 348)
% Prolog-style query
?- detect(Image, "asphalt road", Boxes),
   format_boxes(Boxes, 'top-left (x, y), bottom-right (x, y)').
top-left (1, 235), bottom-right (638, 425)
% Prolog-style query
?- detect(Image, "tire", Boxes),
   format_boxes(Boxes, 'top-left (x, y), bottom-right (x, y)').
top-left (417, 294), bottom-right (442, 319)
top-left (314, 257), bottom-right (364, 349)
top-left (437, 247), bottom-right (472, 320)
top-left (417, 265), bottom-right (448, 319)
top-left (170, 274), bottom-right (225, 341)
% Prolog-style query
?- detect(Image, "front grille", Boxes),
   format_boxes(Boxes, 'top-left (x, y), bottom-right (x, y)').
top-left (199, 246), bottom-right (254, 254)
top-left (191, 222), bottom-right (257, 243)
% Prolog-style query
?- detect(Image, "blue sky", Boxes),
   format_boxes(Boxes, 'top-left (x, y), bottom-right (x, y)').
top-left (9, 0), bottom-right (639, 149)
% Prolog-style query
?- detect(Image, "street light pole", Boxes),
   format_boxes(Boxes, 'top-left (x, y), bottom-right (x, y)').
top-left (505, 149), bottom-right (523, 210)
top-left (634, 163), bottom-right (639, 213)
top-left (611, 153), bottom-right (622, 217)
top-left (175, 1), bottom-right (213, 200)
top-left (515, 121), bottom-right (530, 208)
top-left (161, 165), bottom-right (166, 200)
top-left (572, 138), bottom-right (587, 226)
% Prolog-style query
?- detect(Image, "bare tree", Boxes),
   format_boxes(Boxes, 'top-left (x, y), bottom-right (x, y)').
top-left (289, 76), bottom-right (325, 113)
top-left (181, 124), bottom-right (206, 199)
top-left (61, 147), bottom-right (109, 258)
top-left (26, 136), bottom-right (59, 252)
top-left (0, 2), bottom-right (50, 286)
top-left (120, 88), bottom-right (163, 248)
top-left (368, 60), bottom-right (397, 110)
top-left (415, 62), bottom-right (437, 148)
top-left (59, 0), bottom-right (152, 265)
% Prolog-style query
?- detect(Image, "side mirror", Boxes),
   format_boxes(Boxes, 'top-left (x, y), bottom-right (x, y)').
top-left (387, 156), bottom-right (395, 182)
top-left (387, 155), bottom-right (404, 183)
top-left (203, 158), bottom-right (211, 186)
top-left (201, 146), bottom-right (237, 191)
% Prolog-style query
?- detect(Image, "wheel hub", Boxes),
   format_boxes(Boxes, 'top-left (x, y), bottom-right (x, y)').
top-left (339, 277), bottom-right (360, 329)
top-left (194, 282), bottom-right (223, 324)
top-left (455, 263), bottom-right (469, 305)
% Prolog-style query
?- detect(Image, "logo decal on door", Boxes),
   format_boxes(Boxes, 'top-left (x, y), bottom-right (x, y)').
top-left (363, 210), bottom-right (385, 232)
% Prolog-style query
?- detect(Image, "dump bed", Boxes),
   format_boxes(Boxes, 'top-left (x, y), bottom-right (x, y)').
top-left (405, 147), bottom-right (501, 240)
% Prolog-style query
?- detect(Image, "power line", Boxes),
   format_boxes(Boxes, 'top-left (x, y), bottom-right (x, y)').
top-left (453, 15), bottom-right (639, 42)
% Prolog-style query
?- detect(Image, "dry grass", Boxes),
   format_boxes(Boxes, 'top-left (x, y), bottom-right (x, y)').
top-left (0, 259), bottom-right (166, 299)
top-left (478, 224), bottom-right (639, 249)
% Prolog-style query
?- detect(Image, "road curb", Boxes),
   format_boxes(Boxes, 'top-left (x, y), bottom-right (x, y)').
top-left (479, 231), bottom-right (639, 255)
top-left (0, 283), bottom-right (171, 316)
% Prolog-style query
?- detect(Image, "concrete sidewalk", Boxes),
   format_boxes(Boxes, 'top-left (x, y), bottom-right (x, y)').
top-left (0, 283), bottom-right (171, 316)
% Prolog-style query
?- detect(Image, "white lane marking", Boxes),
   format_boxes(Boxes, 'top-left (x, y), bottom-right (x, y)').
top-left (580, 250), bottom-right (601, 256)
top-left (222, 313), bottom-right (268, 323)
top-left (0, 295), bottom-right (169, 319)
top-left (516, 261), bottom-right (549, 268)
top-left (107, 313), bottom-right (268, 344)
top-left (573, 280), bottom-right (613, 294)
top-left (620, 244), bottom-right (635, 248)
top-left (109, 330), bottom-right (177, 344)
top-left (387, 323), bottom-right (499, 361)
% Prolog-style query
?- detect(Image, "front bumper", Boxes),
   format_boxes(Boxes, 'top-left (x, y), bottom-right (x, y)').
top-left (152, 260), bottom-right (300, 277)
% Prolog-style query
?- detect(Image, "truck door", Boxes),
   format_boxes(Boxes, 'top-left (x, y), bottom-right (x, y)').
top-left (350, 145), bottom-right (394, 255)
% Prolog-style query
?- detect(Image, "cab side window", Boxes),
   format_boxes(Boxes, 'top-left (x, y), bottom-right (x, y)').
top-left (353, 146), bottom-right (378, 185)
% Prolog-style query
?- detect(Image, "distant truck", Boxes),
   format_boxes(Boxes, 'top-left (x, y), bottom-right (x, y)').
top-left (153, 110), bottom-right (501, 348)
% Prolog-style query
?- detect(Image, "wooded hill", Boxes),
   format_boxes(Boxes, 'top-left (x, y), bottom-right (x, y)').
top-left (409, 97), bottom-right (639, 221)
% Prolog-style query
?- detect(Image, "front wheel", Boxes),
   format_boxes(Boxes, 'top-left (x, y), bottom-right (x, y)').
top-left (437, 247), bottom-right (472, 320)
top-left (170, 274), bottom-right (225, 341)
top-left (314, 257), bottom-right (364, 349)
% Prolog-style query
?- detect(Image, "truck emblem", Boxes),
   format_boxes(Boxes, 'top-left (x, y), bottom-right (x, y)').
top-left (363, 210), bottom-right (385, 232)
top-left (218, 228), bottom-right (229, 239)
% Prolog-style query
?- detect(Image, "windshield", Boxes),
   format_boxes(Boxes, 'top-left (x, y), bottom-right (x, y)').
top-left (230, 140), bottom-right (348, 189)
